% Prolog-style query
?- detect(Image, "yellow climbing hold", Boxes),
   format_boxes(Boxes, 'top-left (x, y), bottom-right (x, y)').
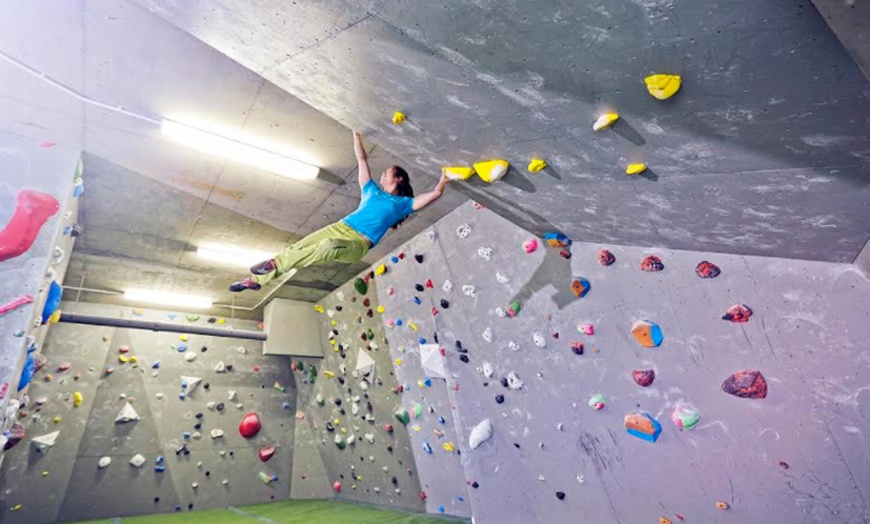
top-left (42, 471), bottom-right (49, 477)
top-left (409, 322), bottom-right (418, 332)
top-left (593, 113), bottom-right (620, 131)
top-left (48, 310), bottom-right (61, 324)
top-left (333, 418), bottom-right (340, 426)
top-left (314, 305), bottom-right (324, 313)
top-left (330, 339), bottom-right (336, 346)
top-left (443, 166), bottom-right (475, 181)
top-left (11, 505), bottom-right (21, 511)
top-left (375, 264), bottom-right (387, 276)
top-left (527, 158), bottom-right (547, 173)
top-left (73, 391), bottom-right (83, 407)
top-left (645, 74), bottom-right (681, 100)
top-left (217, 318), bottom-right (225, 324)
top-left (626, 163), bottom-right (647, 175)
top-left (377, 305), bottom-right (385, 313)
top-left (324, 371), bottom-right (335, 378)
top-left (119, 356), bottom-right (129, 363)
top-left (341, 428), bottom-right (347, 434)
top-left (473, 160), bottom-right (510, 183)
top-left (129, 356), bottom-right (138, 363)
top-left (442, 442), bottom-right (455, 452)
top-left (395, 358), bottom-right (403, 366)
top-left (53, 416), bottom-right (61, 424)
top-left (392, 111), bottom-right (406, 124)
top-left (180, 334), bottom-right (188, 342)
top-left (331, 320), bottom-right (337, 326)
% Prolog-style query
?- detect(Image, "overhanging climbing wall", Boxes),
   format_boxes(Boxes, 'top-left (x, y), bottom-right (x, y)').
top-left (330, 201), bottom-right (870, 523)
top-left (0, 302), bottom-right (320, 523)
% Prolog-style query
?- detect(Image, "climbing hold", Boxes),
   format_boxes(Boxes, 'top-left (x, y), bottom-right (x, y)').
top-left (114, 403), bottom-right (140, 423)
top-left (462, 284), bottom-right (476, 297)
top-left (659, 518), bottom-right (672, 524)
top-left (129, 454), bottom-right (146, 468)
top-left (644, 74), bottom-right (682, 100)
top-left (588, 394), bottom-right (606, 410)
top-left (98, 456), bottom-right (112, 469)
top-left (422, 440), bottom-right (433, 454)
top-left (0, 189), bottom-right (60, 262)
top-left (210, 429), bottom-right (224, 439)
top-left (477, 246), bottom-right (493, 261)
top-left (0, 295), bottom-right (34, 317)
top-left (624, 412), bottom-right (662, 442)
top-left (473, 160), bottom-right (510, 183)
top-left (443, 166), bottom-right (475, 180)
top-left (632, 369), bottom-right (656, 387)
top-left (625, 163), bottom-right (647, 175)
top-left (631, 320), bottom-right (663, 347)
top-left (482, 327), bottom-right (492, 342)
top-left (507, 301), bottom-right (521, 317)
top-left (456, 223), bottom-right (471, 239)
top-left (333, 481), bottom-right (342, 492)
top-left (593, 113), bottom-right (619, 131)
top-left (259, 446), bottom-right (277, 462)
top-left (496, 271), bottom-right (509, 284)
top-left (522, 238), bottom-right (538, 253)
top-left (527, 158), bottom-right (548, 173)
top-left (495, 394), bottom-right (505, 404)
top-left (392, 111), bottom-right (406, 124)
top-left (640, 255), bottom-right (664, 271)
top-left (73, 391), bottom-right (83, 407)
top-left (184, 352), bottom-right (196, 362)
top-left (506, 371), bottom-right (523, 390)
top-left (555, 491), bottom-right (566, 500)
top-left (31, 431), bottom-right (59, 453)
top-left (721, 370), bottom-right (767, 399)
top-left (722, 304), bottom-right (753, 323)
top-left (239, 412), bottom-right (262, 438)
top-left (354, 278), bottom-right (368, 295)
top-left (571, 342), bottom-right (584, 355)
top-left (716, 501), bottom-right (729, 510)
top-left (544, 232), bottom-right (572, 247)
top-left (695, 261), bottom-right (721, 278)
top-left (180, 376), bottom-right (202, 394)
top-left (598, 249), bottom-right (616, 266)
top-left (395, 409), bottom-right (411, 425)
top-left (671, 402), bottom-right (701, 430)
top-left (533, 332), bottom-right (546, 348)
top-left (414, 253), bottom-right (424, 263)
top-left (577, 324), bottom-right (594, 335)
top-left (469, 419), bottom-right (493, 450)
top-left (570, 278), bottom-right (591, 298)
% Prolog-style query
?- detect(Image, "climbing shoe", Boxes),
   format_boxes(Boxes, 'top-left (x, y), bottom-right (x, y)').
top-left (228, 277), bottom-right (262, 293)
top-left (250, 258), bottom-right (277, 276)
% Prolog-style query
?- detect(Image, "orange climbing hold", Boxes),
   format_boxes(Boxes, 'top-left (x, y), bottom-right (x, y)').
top-left (716, 501), bottom-right (729, 510)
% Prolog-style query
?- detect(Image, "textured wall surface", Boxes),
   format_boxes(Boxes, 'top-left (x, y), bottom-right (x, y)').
top-left (137, 0), bottom-right (870, 262)
top-left (356, 202), bottom-right (870, 523)
top-left (0, 302), bottom-right (318, 523)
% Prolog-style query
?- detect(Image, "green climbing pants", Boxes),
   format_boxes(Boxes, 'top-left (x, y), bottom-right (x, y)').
top-left (253, 221), bottom-right (370, 286)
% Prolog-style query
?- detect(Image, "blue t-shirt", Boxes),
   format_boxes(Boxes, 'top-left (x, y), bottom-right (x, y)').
top-left (343, 180), bottom-right (415, 246)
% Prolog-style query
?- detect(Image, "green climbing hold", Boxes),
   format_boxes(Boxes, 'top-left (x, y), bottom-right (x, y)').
top-left (366, 328), bottom-right (375, 341)
top-left (334, 435), bottom-right (346, 450)
top-left (395, 408), bottom-right (411, 425)
top-left (185, 315), bottom-right (200, 322)
top-left (354, 278), bottom-right (368, 295)
top-left (307, 366), bottom-right (317, 382)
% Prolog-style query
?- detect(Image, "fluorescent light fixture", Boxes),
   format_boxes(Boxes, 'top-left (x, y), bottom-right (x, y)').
top-left (161, 119), bottom-right (320, 180)
top-left (124, 289), bottom-right (213, 309)
top-left (196, 243), bottom-right (273, 269)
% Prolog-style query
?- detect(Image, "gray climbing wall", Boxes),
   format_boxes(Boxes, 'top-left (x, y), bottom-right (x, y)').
top-left (0, 301), bottom-right (318, 523)
top-left (0, 135), bottom-right (81, 470)
top-left (347, 201), bottom-right (870, 523)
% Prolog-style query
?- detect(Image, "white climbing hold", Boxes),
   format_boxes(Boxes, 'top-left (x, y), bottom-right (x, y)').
top-left (352, 403), bottom-right (360, 416)
top-left (456, 223), bottom-right (471, 239)
top-left (506, 371), bottom-right (523, 390)
top-left (191, 432), bottom-right (202, 440)
top-left (214, 362), bottom-right (226, 373)
top-left (129, 454), bottom-right (146, 468)
top-left (222, 479), bottom-right (229, 485)
top-left (557, 423), bottom-right (564, 431)
top-left (236, 346), bottom-right (247, 354)
top-left (359, 380), bottom-right (369, 391)
top-left (98, 456), bottom-right (112, 469)
top-left (426, 230), bottom-right (436, 243)
top-left (508, 340), bottom-right (520, 352)
top-left (336, 291), bottom-right (345, 301)
top-left (482, 362), bottom-right (494, 378)
top-left (114, 403), bottom-right (140, 423)
top-left (32, 431), bottom-right (60, 453)
top-left (496, 271), bottom-right (509, 284)
top-left (184, 352), bottom-right (197, 362)
top-left (207, 401), bottom-right (216, 410)
top-left (155, 393), bottom-right (164, 400)
top-left (210, 429), bottom-right (224, 439)
top-left (236, 403), bottom-right (243, 409)
top-left (339, 363), bottom-right (347, 375)
top-left (462, 285), bottom-right (476, 297)
top-left (477, 246), bottom-right (493, 261)
top-left (495, 307), bottom-right (506, 318)
top-left (576, 475), bottom-right (585, 484)
top-left (347, 434), bottom-right (356, 445)
top-left (192, 482), bottom-right (199, 489)
top-left (327, 310), bottom-right (335, 319)
top-left (228, 390), bottom-right (237, 401)
top-left (533, 332), bottom-right (547, 348)
top-left (482, 327), bottom-right (493, 343)
top-left (469, 419), bottom-right (493, 450)
top-left (364, 433), bottom-right (375, 444)
top-left (355, 349), bottom-right (376, 376)
top-left (181, 376), bottom-right (202, 394)
top-left (442, 280), bottom-right (453, 293)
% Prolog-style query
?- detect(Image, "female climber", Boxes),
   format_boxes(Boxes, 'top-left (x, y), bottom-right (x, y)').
top-left (229, 131), bottom-right (450, 292)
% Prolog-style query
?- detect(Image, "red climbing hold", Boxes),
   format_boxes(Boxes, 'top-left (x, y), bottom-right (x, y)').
top-left (632, 369), bottom-right (656, 387)
top-left (0, 189), bottom-right (60, 262)
top-left (559, 250), bottom-right (571, 259)
top-left (383, 423), bottom-right (394, 433)
top-left (333, 481), bottom-right (342, 492)
top-left (419, 491), bottom-right (428, 501)
top-left (571, 342), bottom-right (584, 355)
top-left (721, 370), bottom-right (767, 399)
top-left (239, 412), bottom-right (262, 438)
top-left (598, 249), bottom-right (615, 266)
top-left (258, 446), bottom-right (276, 462)
top-left (425, 279), bottom-right (434, 289)
top-left (722, 304), bottom-right (752, 323)
top-left (640, 255), bottom-right (664, 272)
top-left (695, 261), bottom-right (721, 278)
top-left (431, 307), bottom-right (438, 316)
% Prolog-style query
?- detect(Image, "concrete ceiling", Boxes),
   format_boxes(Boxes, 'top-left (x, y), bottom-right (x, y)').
top-left (134, 0), bottom-right (870, 262)
top-left (0, 0), bottom-right (464, 316)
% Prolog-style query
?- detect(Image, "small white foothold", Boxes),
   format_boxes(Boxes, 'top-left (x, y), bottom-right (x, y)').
top-left (207, 401), bottom-right (216, 410)
top-left (155, 393), bottom-right (164, 400)
top-left (184, 352), bottom-right (196, 362)
top-left (129, 454), bottom-right (146, 467)
top-left (228, 390), bottom-right (237, 401)
top-left (576, 475), bottom-right (585, 484)
top-left (533, 332), bottom-right (546, 347)
top-left (538, 475), bottom-right (545, 481)
top-left (508, 341), bottom-right (519, 351)
top-left (557, 423), bottom-right (564, 431)
top-left (98, 456), bottom-right (112, 469)
top-left (442, 280), bottom-right (453, 293)
top-left (496, 271), bottom-right (509, 284)
top-left (197, 461), bottom-right (203, 468)
top-left (222, 479), bottom-right (229, 485)
top-left (236, 346), bottom-right (247, 354)
top-left (192, 482), bottom-right (199, 489)
top-left (495, 307), bottom-right (506, 318)
top-left (482, 327), bottom-right (492, 343)
top-left (482, 362), bottom-right (494, 378)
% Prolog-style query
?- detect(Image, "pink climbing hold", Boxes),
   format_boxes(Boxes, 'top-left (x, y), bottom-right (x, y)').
top-left (523, 238), bottom-right (538, 253)
top-left (0, 189), bottom-right (60, 262)
top-left (258, 446), bottom-right (276, 462)
top-left (239, 412), bottom-right (262, 438)
top-left (0, 295), bottom-right (34, 317)
top-left (333, 481), bottom-right (342, 492)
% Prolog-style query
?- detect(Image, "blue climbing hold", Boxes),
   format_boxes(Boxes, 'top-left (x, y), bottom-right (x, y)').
top-left (176, 343), bottom-right (188, 353)
top-left (41, 280), bottom-right (62, 324)
top-left (178, 393), bottom-right (186, 400)
top-left (156, 456), bottom-right (164, 464)
top-left (391, 256), bottom-right (399, 264)
top-left (544, 232), bottom-right (572, 247)
top-left (396, 319), bottom-right (403, 326)
top-left (419, 337), bottom-right (426, 344)
top-left (413, 296), bottom-right (421, 305)
top-left (439, 506), bottom-right (445, 513)
top-left (424, 378), bottom-right (432, 387)
top-left (438, 416), bottom-right (445, 424)
top-left (282, 402), bottom-right (291, 410)
top-left (63, 225), bottom-right (71, 236)
top-left (182, 432), bottom-right (191, 439)
top-left (17, 350), bottom-right (36, 391)
top-left (152, 360), bottom-right (161, 369)
top-left (423, 441), bottom-right (433, 454)
top-left (155, 465), bottom-right (166, 473)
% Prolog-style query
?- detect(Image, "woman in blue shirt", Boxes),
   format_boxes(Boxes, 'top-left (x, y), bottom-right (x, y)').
top-left (230, 131), bottom-right (450, 292)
